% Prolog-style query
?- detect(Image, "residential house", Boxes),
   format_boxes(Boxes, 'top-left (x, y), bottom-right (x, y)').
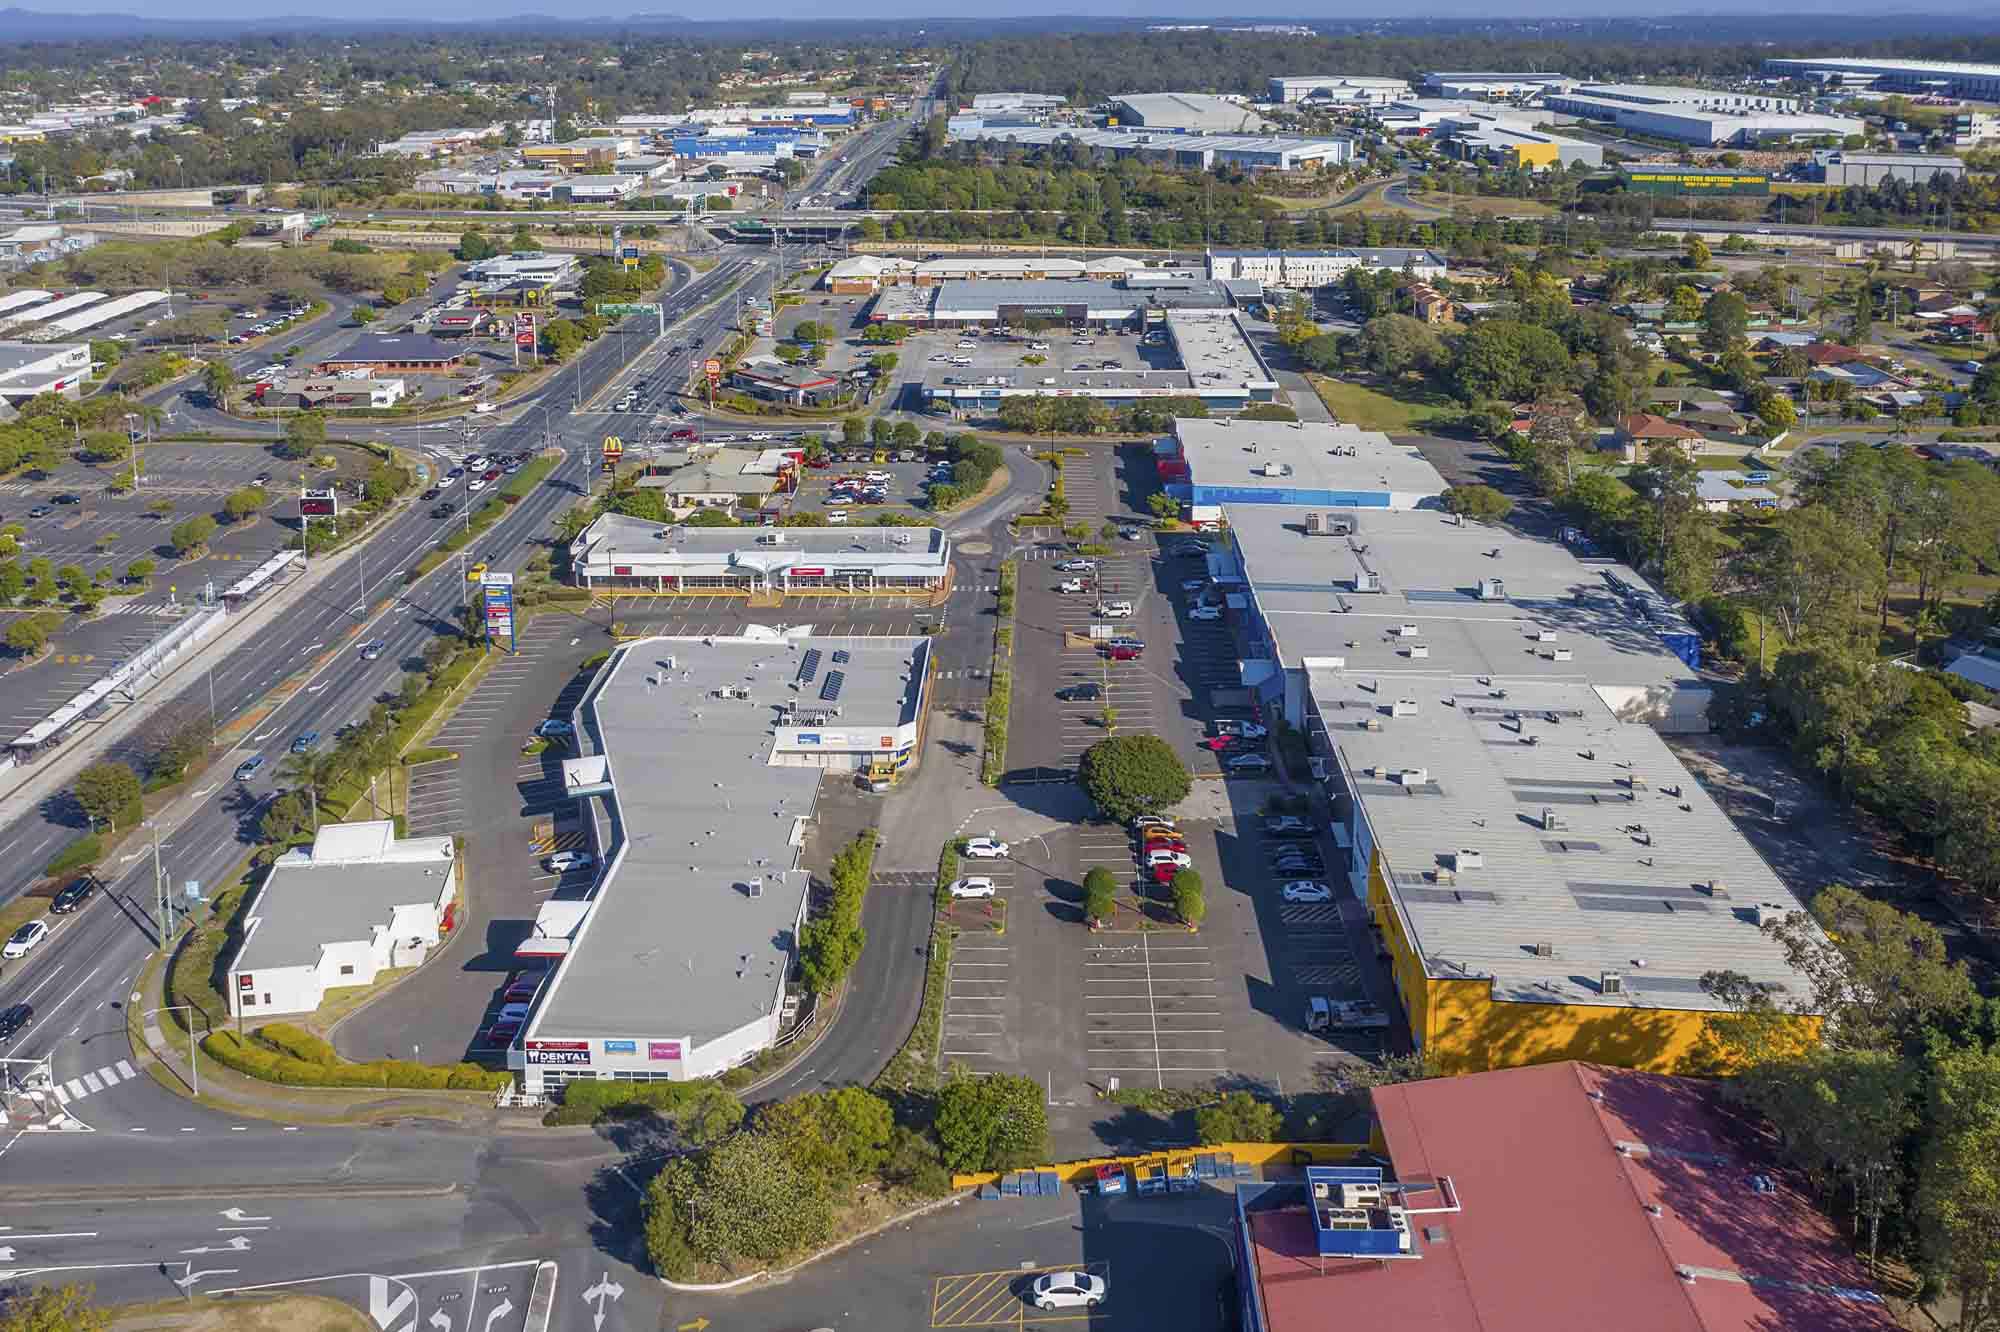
top-left (1614, 412), bottom-right (1706, 462)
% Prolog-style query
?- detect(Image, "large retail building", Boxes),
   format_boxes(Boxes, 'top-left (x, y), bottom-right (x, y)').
top-left (508, 630), bottom-right (930, 1091)
top-left (568, 514), bottom-right (952, 597)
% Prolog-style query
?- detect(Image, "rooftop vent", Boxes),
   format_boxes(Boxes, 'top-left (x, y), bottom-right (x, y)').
top-left (1407, 643), bottom-right (1429, 659)
top-left (1541, 807), bottom-right (1566, 831)
top-left (1476, 577), bottom-right (1507, 601)
top-left (1390, 699), bottom-right (1419, 718)
top-left (1534, 940), bottom-right (1555, 958)
top-left (1395, 623), bottom-right (1420, 637)
top-left (1600, 971), bottom-right (1624, 996)
top-left (1353, 571), bottom-right (1382, 593)
top-left (1397, 765), bottom-right (1428, 784)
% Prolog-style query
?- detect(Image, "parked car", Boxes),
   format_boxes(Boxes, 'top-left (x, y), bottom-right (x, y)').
top-left (0, 1001), bottom-right (31, 1040)
top-left (1181, 578), bottom-right (1211, 595)
top-left (1056, 683), bottom-right (1102, 702)
top-left (234, 756), bottom-right (265, 782)
top-left (1105, 644), bottom-right (1141, 661)
top-left (948, 876), bottom-right (996, 900)
top-left (535, 720), bottom-right (574, 737)
top-left (1266, 815), bottom-right (1311, 835)
top-left (963, 838), bottom-right (1009, 859)
top-left (1131, 815), bottom-right (1178, 832)
top-left (3, 920), bottom-right (49, 959)
top-left (1283, 881), bottom-right (1333, 903)
top-left (1181, 541), bottom-right (1210, 558)
top-left (480, 1020), bottom-right (521, 1049)
top-left (1144, 849), bottom-right (1191, 870)
top-left (1096, 601), bottom-right (1134, 618)
top-left (1189, 605), bottom-right (1221, 621)
top-left (1227, 753), bottom-right (1273, 773)
top-left (1107, 637), bottom-right (1145, 652)
top-left (544, 851), bottom-right (596, 873)
top-left (1059, 579), bottom-right (1088, 594)
top-left (1056, 559), bottom-right (1097, 573)
top-left (1031, 1272), bottom-right (1106, 1312)
top-left (27, 504), bottom-right (51, 518)
top-left (50, 876), bottom-right (97, 914)
top-left (1218, 720), bottom-right (1269, 740)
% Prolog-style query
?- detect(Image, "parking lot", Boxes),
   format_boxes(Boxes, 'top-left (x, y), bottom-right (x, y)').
top-left (332, 613), bottom-right (610, 1064)
top-left (791, 454), bottom-right (945, 522)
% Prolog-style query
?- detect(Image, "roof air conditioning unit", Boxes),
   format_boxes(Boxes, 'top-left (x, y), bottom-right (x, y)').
top-left (1542, 807), bottom-right (1565, 831)
top-left (745, 876), bottom-right (764, 898)
top-left (1396, 623), bottom-right (1420, 637)
top-left (1533, 940), bottom-right (1555, 958)
top-left (1552, 649), bottom-right (1573, 662)
top-left (1391, 699), bottom-right (1419, 718)
top-left (1353, 571), bottom-right (1382, 593)
top-left (1537, 629), bottom-right (1559, 643)
top-left (1408, 643), bottom-right (1428, 659)
top-left (1706, 879), bottom-right (1728, 899)
top-left (1452, 849), bottom-right (1483, 870)
top-left (1477, 577), bottom-right (1506, 600)
top-left (1600, 971), bottom-right (1624, 995)
top-left (1398, 765), bottom-right (1427, 784)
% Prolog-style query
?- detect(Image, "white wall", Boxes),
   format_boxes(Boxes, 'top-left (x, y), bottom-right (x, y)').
top-left (229, 963), bottom-right (322, 1018)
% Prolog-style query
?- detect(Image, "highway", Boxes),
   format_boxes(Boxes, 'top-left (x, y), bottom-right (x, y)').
top-left (0, 255), bottom-right (771, 1093)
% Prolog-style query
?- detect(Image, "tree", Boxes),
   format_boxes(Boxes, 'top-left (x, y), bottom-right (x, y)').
top-left (1440, 483), bottom-right (1513, 523)
top-left (5, 615), bottom-right (49, 655)
top-left (842, 415), bottom-right (865, 444)
top-left (0, 561), bottom-right (23, 604)
top-left (1082, 866), bottom-right (1117, 926)
top-left (1766, 885), bottom-right (1977, 1056)
top-left (456, 229), bottom-right (494, 262)
top-left (1352, 313), bottom-right (1445, 379)
top-left (1682, 234), bottom-right (1711, 269)
top-left (933, 1072), bottom-right (1049, 1174)
top-left (891, 420), bottom-right (921, 447)
top-left (870, 416), bottom-right (893, 445)
top-left (1171, 868), bottom-right (1206, 929)
top-left (1742, 506), bottom-right (1881, 645)
top-left (1916, 1045), bottom-right (2000, 1329)
top-left (1664, 284), bottom-right (1703, 325)
top-left (277, 750), bottom-right (342, 834)
top-left (72, 760), bottom-right (141, 831)
top-left (1754, 390), bottom-right (1797, 435)
top-left (646, 1130), bottom-right (833, 1274)
top-left (352, 306), bottom-right (377, 326)
top-left (1078, 734), bottom-right (1190, 824)
top-left (757, 1086), bottom-right (893, 1191)
top-left (0, 1285), bottom-right (112, 1332)
top-left (278, 411), bottom-right (326, 460)
top-left (123, 558), bottom-right (155, 585)
top-left (169, 514), bottom-right (217, 555)
top-left (202, 358), bottom-right (235, 403)
top-left (1194, 1090), bottom-right (1282, 1145)
top-left (1699, 291), bottom-right (1750, 354)
top-left (1450, 320), bottom-right (1574, 405)
top-left (222, 485), bottom-right (270, 522)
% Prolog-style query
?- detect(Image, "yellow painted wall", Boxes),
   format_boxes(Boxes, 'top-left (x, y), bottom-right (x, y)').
top-left (1367, 848), bottom-right (1815, 1075)
top-left (1506, 142), bottom-right (1559, 170)
top-left (950, 1139), bottom-right (1368, 1192)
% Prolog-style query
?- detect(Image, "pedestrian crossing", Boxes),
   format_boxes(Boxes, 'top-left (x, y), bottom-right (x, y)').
top-left (52, 1058), bottom-right (141, 1106)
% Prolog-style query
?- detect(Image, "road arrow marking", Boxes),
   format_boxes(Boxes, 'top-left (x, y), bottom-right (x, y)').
top-left (218, 1208), bottom-right (271, 1222)
top-left (480, 1299), bottom-right (513, 1332)
top-left (176, 1268), bottom-right (239, 1288)
top-left (192, 784), bottom-right (216, 798)
top-left (581, 1275), bottom-right (623, 1332)
top-left (370, 1276), bottom-right (417, 1332)
top-left (676, 1320), bottom-right (709, 1332)
top-left (180, 1235), bottom-right (253, 1255)
top-left (429, 1311), bottom-right (451, 1332)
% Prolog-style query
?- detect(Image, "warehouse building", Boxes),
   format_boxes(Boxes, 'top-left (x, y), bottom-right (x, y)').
top-left (227, 821), bottom-right (458, 1020)
top-left (0, 340), bottom-right (90, 402)
top-left (1544, 82), bottom-right (1799, 122)
top-left (317, 334), bottom-right (461, 376)
top-left (1438, 123), bottom-right (1604, 170)
top-left (1375, 100), bottom-right (1542, 135)
top-left (1267, 76), bottom-right (1409, 106)
top-left (1807, 150), bottom-right (1967, 188)
top-left (1618, 164), bottom-right (1770, 196)
top-left (1160, 419), bottom-right (1444, 509)
top-left (510, 630), bottom-right (928, 1093)
top-left (1595, 106), bottom-right (1863, 147)
top-left (1237, 1063), bottom-right (1886, 1332)
top-left (1419, 72), bottom-right (1572, 100)
top-left (1205, 247), bottom-right (1447, 288)
top-left (970, 92), bottom-right (1068, 113)
top-left (949, 122), bottom-right (1351, 172)
top-left (921, 276), bottom-right (1239, 326)
top-left (1762, 56), bottom-right (2000, 101)
top-left (567, 516), bottom-right (951, 596)
top-left (522, 137), bottom-right (633, 172)
top-left (1113, 93), bottom-right (1272, 133)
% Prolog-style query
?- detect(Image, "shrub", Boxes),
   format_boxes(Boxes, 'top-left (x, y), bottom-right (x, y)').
top-left (43, 834), bottom-right (103, 879)
top-left (798, 830), bottom-right (877, 996)
top-left (1079, 735), bottom-right (1191, 823)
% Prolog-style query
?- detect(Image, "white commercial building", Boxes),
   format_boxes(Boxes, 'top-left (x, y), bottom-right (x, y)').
top-left (1375, 99), bottom-right (1543, 135)
top-left (568, 516), bottom-right (952, 596)
top-left (1541, 84), bottom-right (1859, 146)
top-left (1268, 76), bottom-right (1410, 106)
top-left (1205, 246), bottom-right (1447, 288)
top-left (950, 122), bottom-right (1350, 172)
top-left (1114, 93), bottom-right (1272, 133)
top-left (0, 340), bottom-right (90, 402)
top-left (1762, 57), bottom-right (2000, 102)
top-left (1420, 72), bottom-right (1573, 100)
top-left (509, 630), bottom-right (930, 1092)
top-left (462, 253), bottom-right (580, 286)
top-left (1163, 418), bottom-right (1445, 510)
top-left (226, 822), bottom-right (458, 1020)
top-left (970, 93), bottom-right (1068, 113)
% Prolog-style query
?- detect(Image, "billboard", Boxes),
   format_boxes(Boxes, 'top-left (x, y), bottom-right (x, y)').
top-left (1621, 167), bottom-right (1770, 197)
top-left (514, 310), bottom-right (536, 350)
top-left (482, 573), bottom-right (516, 655)
top-left (299, 488), bottom-right (338, 518)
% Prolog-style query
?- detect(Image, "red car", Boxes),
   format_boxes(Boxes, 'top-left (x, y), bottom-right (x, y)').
top-left (481, 1021), bottom-right (520, 1049)
top-left (806, 456), bottom-right (831, 469)
top-left (1150, 861), bottom-right (1183, 885)
top-left (1106, 644), bottom-right (1142, 661)
top-left (1203, 736), bottom-right (1245, 752)
top-left (482, 468), bottom-right (500, 482)
top-left (669, 428), bottom-right (698, 442)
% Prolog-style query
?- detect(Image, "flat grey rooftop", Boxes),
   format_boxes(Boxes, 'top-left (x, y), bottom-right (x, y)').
top-left (1229, 506), bottom-right (1696, 690)
top-left (580, 511), bottom-right (946, 559)
top-left (235, 859), bottom-right (454, 973)
top-left (1316, 672), bottom-right (1813, 1011)
top-left (1173, 418), bottom-right (1444, 496)
top-left (530, 633), bottom-right (927, 1045)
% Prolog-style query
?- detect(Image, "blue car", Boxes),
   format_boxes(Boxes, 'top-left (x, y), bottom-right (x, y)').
top-left (290, 730), bottom-right (320, 754)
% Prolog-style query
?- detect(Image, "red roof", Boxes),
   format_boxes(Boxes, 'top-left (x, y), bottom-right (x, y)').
top-left (1804, 342), bottom-right (1862, 365)
top-left (1620, 412), bottom-right (1704, 440)
top-left (1245, 1062), bottom-right (1899, 1332)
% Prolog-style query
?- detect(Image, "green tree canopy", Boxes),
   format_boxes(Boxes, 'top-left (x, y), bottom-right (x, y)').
top-left (1078, 734), bottom-right (1190, 824)
top-left (933, 1072), bottom-right (1049, 1174)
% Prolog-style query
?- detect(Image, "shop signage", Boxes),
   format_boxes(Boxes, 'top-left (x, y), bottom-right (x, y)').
top-left (602, 1040), bottom-right (637, 1055)
top-left (649, 1041), bottom-right (682, 1061)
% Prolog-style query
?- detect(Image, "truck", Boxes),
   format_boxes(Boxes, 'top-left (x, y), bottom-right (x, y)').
top-left (1308, 996), bottom-right (1391, 1032)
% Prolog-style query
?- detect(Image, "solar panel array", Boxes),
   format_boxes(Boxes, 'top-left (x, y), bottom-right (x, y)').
top-left (820, 670), bottom-right (845, 702)
top-left (797, 648), bottom-right (821, 684)
top-left (832, 649), bottom-right (851, 664)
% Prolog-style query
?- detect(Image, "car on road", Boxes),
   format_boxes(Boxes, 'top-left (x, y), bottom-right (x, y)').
top-left (234, 756), bottom-right (265, 782)
top-left (50, 876), bottom-right (96, 914)
top-left (290, 730), bottom-right (320, 754)
top-left (482, 468), bottom-right (501, 482)
top-left (443, 467), bottom-right (464, 482)
top-left (0, 1001), bottom-right (30, 1040)
top-left (27, 504), bottom-right (51, 518)
top-left (430, 503), bottom-right (457, 519)
top-left (51, 492), bottom-right (79, 506)
top-left (3, 920), bottom-right (49, 959)
top-left (1056, 683), bottom-right (1101, 702)
top-left (468, 477), bottom-right (488, 493)
top-left (1227, 752), bottom-right (1273, 773)
top-left (1282, 881), bottom-right (1333, 903)
top-left (948, 876), bottom-right (996, 899)
top-left (535, 720), bottom-right (575, 737)
top-left (359, 640), bottom-right (386, 660)
top-left (1056, 559), bottom-right (1096, 573)
top-left (544, 851), bottom-right (596, 873)
top-left (963, 838), bottom-right (1009, 859)
top-left (465, 455), bottom-right (489, 470)
top-left (1031, 1272), bottom-right (1106, 1312)
top-left (1188, 605), bottom-right (1221, 621)
top-left (421, 487), bottom-right (441, 501)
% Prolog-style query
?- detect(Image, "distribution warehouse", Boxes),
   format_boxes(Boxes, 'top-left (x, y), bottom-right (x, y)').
top-left (947, 122), bottom-right (1353, 172)
top-left (508, 630), bottom-right (931, 1090)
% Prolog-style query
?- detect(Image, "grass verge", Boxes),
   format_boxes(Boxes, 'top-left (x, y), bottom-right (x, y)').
top-left (1307, 373), bottom-right (1455, 432)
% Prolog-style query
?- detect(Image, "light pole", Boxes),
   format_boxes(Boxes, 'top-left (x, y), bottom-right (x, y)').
top-left (143, 1005), bottom-right (202, 1097)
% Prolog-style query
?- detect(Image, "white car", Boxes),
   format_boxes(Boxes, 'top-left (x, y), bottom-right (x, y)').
top-left (1132, 815), bottom-right (1179, 832)
top-left (956, 340), bottom-right (977, 349)
top-left (963, 838), bottom-right (1009, 859)
top-left (1227, 753), bottom-right (1273, 773)
top-left (1189, 605), bottom-right (1221, 621)
top-left (1283, 881), bottom-right (1334, 903)
top-left (1031, 1272), bottom-right (1106, 1311)
top-left (1060, 579), bottom-right (1087, 594)
top-left (472, 402), bottom-right (496, 414)
top-left (465, 455), bottom-right (489, 470)
top-left (468, 478), bottom-right (488, 492)
top-left (949, 876), bottom-right (996, 899)
top-left (544, 851), bottom-right (596, 873)
top-left (1181, 578), bottom-right (1210, 594)
top-left (1220, 720), bottom-right (1269, 740)
top-left (1144, 848), bottom-right (1191, 870)
top-left (3, 919), bottom-right (49, 959)
top-left (1096, 602), bottom-right (1133, 618)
